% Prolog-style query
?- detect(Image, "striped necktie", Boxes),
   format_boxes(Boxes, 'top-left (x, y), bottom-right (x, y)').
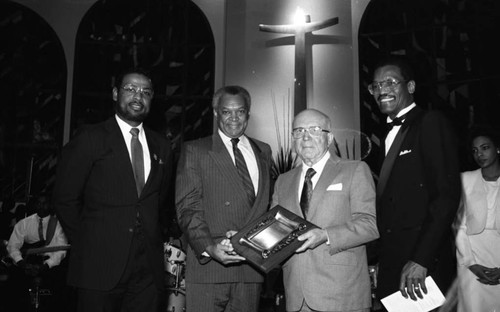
top-left (231, 138), bottom-right (256, 206)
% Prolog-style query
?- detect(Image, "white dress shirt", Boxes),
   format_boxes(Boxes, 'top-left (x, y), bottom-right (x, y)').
top-left (7, 214), bottom-right (68, 268)
top-left (219, 130), bottom-right (259, 195)
top-left (115, 115), bottom-right (151, 181)
top-left (385, 103), bottom-right (416, 155)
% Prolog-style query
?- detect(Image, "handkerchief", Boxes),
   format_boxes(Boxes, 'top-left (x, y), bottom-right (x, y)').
top-left (399, 149), bottom-right (412, 156)
top-left (327, 183), bottom-right (343, 191)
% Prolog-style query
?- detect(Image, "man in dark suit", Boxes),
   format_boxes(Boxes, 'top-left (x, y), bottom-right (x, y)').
top-left (176, 85), bottom-right (272, 312)
top-left (53, 68), bottom-right (172, 312)
top-left (368, 56), bottom-right (461, 303)
top-left (271, 109), bottom-right (379, 312)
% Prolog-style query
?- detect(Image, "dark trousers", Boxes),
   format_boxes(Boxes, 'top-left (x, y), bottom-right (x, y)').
top-left (77, 233), bottom-right (164, 312)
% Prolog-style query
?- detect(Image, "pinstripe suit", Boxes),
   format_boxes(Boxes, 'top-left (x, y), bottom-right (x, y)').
top-left (175, 132), bottom-right (272, 309)
top-left (53, 117), bottom-right (172, 291)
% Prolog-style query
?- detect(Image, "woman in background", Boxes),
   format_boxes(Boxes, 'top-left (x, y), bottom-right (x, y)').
top-left (456, 126), bottom-right (500, 311)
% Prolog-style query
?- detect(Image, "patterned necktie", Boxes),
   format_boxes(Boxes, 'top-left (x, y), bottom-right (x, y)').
top-left (38, 217), bottom-right (45, 244)
top-left (130, 128), bottom-right (145, 196)
top-left (300, 168), bottom-right (316, 219)
top-left (231, 138), bottom-right (256, 206)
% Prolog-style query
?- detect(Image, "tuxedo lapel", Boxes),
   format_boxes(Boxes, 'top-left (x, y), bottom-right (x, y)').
top-left (377, 126), bottom-right (409, 197)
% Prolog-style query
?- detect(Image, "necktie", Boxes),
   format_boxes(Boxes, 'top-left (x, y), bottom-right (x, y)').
top-left (387, 114), bottom-right (407, 131)
top-left (130, 128), bottom-right (145, 196)
top-left (38, 217), bottom-right (45, 244)
top-left (300, 168), bottom-right (316, 219)
top-left (231, 138), bottom-right (256, 206)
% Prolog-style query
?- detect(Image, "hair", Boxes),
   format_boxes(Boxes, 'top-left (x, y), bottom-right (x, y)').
top-left (212, 85), bottom-right (251, 111)
top-left (467, 125), bottom-right (500, 149)
top-left (372, 55), bottom-right (416, 82)
top-left (114, 67), bottom-right (153, 89)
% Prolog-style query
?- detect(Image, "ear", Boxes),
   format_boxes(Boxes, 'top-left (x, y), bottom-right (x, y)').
top-left (112, 87), bottom-right (118, 101)
top-left (407, 80), bottom-right (416, 94)
top-left (327, 133), bottom-right (334, 147)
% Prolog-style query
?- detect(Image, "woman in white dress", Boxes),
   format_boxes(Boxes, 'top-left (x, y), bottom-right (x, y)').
top-left (456, 127), bottom-right (500, 312)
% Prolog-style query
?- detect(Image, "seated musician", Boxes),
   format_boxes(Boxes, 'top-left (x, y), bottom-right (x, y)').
top-left (7, 192), bottom-right (68, 276)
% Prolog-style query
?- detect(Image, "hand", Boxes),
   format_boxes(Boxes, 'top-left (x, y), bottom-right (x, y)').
top-left (205, 241), bottom-right (245, 265)
top-left (399, 261), bottom-right (428, 300)
top-left (469, 264), bottom-right (500, 285)
top-left (295, 228), bottom-right (328, 253)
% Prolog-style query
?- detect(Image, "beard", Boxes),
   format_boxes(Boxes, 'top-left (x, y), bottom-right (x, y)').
top-left (115, 101), bottom-right (149, 123)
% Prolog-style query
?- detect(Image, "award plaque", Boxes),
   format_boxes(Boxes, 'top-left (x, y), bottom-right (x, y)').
top-left (230, 205), bottom-right (318, 273)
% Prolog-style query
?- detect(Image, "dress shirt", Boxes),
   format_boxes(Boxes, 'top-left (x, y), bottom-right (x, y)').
top-left (385, 103), bottom-right (416, 155)
top-left (219, 129), bottom-right (259, 194)
top-left (7, 214), bottom-right (68, 268)
top-left (298, 151), bottom-right (330, 198)
top-left (115, 115), bottom-right (151, 181)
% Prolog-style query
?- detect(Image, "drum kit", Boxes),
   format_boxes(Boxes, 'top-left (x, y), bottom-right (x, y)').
top-left (164, 242), bottom-right (186, 312)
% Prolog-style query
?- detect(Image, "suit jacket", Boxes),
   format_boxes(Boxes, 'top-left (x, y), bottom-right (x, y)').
top-left (175, 133), bottom-right (272, 283)
top-left (376, 106), bottom-right (461, 298)
top-left (456, 169), bottom-right (500, 267)
top-left (271, 154), bottom-right (379, 311)
top-left (53, 117), bottom-right (172, 290)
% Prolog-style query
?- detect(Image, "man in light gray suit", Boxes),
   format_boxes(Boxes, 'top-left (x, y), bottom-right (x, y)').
top-left (271, 109), bottom-right (379, 312)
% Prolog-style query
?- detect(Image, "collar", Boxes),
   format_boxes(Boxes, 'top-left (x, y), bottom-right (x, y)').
top-left (387, 102), bottom-right (416, 123)
top-left (302, 151), bottom-right (330, 176)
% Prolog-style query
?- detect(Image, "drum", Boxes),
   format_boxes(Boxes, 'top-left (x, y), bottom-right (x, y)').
top-left (163, 243), bottom-right (186, 274)
top-left (166, 288), bottom-right (186, 312)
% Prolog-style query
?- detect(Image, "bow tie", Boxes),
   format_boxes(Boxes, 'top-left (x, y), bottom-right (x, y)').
top-left (387, 115), bottom-right (406, 131)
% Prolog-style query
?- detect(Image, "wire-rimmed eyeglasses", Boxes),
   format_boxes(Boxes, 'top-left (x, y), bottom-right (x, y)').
top-left (292, 126), bottom-right (330, 139)
top-left (367, 79), bottom-right (406, 95)
top-left (121, 85), bottom-right (154, 98)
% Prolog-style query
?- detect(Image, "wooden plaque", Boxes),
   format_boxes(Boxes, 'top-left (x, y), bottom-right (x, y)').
top-left (230, 205), bottom-right (318, 273)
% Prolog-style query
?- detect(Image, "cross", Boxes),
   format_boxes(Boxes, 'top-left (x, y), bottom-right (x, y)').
top-left (259, 11), bottom-right (339, 115)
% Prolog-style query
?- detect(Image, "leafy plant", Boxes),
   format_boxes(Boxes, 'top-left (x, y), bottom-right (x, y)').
top-left (270, 89), bottom-right (297, 181)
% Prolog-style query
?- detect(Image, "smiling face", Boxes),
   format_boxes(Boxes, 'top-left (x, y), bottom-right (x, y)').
top-left (214, 94), bottom-right (249, 138)
top-left (112, 73), bottom-right (153, 127)
top-left (372, 65), bottom-right (415, 119)
top-left (293, 109), bottom-right (334, 167)
top-left (472, 135), bottom-right (500, 169)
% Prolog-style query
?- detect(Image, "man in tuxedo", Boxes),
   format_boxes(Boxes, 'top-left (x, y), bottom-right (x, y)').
top-left (368, 56), bottom-right (461, 303)
top-left (176, 85), bottom-right (272, 312)
top-left (53, 68), bottom-right (172, 312)
top-left (271, 109), bottom-right (379, 312)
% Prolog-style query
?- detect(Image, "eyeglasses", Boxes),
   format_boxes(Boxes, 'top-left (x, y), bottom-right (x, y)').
top-left (121, 85), bottom-right (154, 98)
top-left (292, 126), bottom-right (330, 139)
top-left (367, 79), bottom-right (406, 95)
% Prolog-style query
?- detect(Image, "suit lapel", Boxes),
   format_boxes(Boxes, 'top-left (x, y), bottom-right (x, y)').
top-left (208, 134), bottom-right (245, 197)
top-left (105, 118), bottom-right (138, 195)
top-left (142, 128), bottom-right (159, 197)
top-left (308, 156), bottom-right (339, 219)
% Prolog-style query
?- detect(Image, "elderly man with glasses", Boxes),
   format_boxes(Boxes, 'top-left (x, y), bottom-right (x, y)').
top-left (270, 108), bottom-right (379, 312)
top-left (368, 55), bottom-right (460, 308)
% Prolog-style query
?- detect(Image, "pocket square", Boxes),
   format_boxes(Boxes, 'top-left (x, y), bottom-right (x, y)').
top-left (327, 183), bottom-right (343, 191)
top-left (399, 149), bottom-right (412, 156)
